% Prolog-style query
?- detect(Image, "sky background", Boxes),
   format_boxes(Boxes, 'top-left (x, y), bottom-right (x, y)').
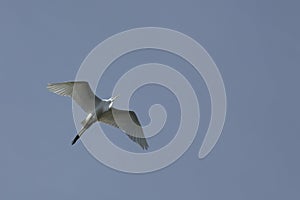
top-left (1, 0), bottom-right (299, 199)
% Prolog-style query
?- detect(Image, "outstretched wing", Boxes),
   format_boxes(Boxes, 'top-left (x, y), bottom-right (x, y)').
top-left (99, 107), bottom-right (149, 150)
top-left (47, 81), bottom-right (101, 113)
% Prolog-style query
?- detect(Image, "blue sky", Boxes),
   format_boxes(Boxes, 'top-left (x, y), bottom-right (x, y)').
top-left (0, 0), bottom-right (299, 199)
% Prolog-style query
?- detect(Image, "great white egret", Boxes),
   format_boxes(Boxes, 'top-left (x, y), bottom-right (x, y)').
top-left (47, 81), bottom-right (149, 150)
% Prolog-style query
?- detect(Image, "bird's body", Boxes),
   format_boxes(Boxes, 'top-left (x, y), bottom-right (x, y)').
top-left (47, 81), bottom-right (148, 150)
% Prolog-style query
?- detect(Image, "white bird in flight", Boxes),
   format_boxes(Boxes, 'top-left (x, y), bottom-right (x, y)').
top-left (47, 81), bottom-right (149, 150)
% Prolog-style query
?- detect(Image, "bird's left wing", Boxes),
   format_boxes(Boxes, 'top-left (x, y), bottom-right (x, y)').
top-left (99, 108), bottom-right (149, 150)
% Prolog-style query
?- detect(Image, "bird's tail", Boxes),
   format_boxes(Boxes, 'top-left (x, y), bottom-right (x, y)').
top-left (71, 126), bottom-right (87, 145)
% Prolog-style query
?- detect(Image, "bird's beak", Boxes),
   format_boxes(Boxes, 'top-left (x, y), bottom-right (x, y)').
top-left (110, 95), bottom-right (119, 102)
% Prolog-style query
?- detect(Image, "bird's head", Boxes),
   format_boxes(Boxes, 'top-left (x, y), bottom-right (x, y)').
top-left (108, 95), bottom-right (119, 108)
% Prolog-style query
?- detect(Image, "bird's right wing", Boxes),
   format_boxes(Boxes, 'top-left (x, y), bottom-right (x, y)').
top-left (99, 108), bottom-right (149, 150)
top-left (47, 81), bottom-right (101, 113)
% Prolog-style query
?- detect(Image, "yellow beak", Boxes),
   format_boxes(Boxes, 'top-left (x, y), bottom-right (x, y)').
top-left (110, 95), bottom-right (119, 102)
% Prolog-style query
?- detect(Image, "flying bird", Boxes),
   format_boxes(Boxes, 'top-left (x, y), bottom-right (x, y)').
top-left (47, 81), bottom-right (149, 150)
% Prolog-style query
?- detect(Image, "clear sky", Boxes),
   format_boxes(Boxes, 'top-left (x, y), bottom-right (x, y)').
top-left (1, 0), bottom-right (299, 199)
